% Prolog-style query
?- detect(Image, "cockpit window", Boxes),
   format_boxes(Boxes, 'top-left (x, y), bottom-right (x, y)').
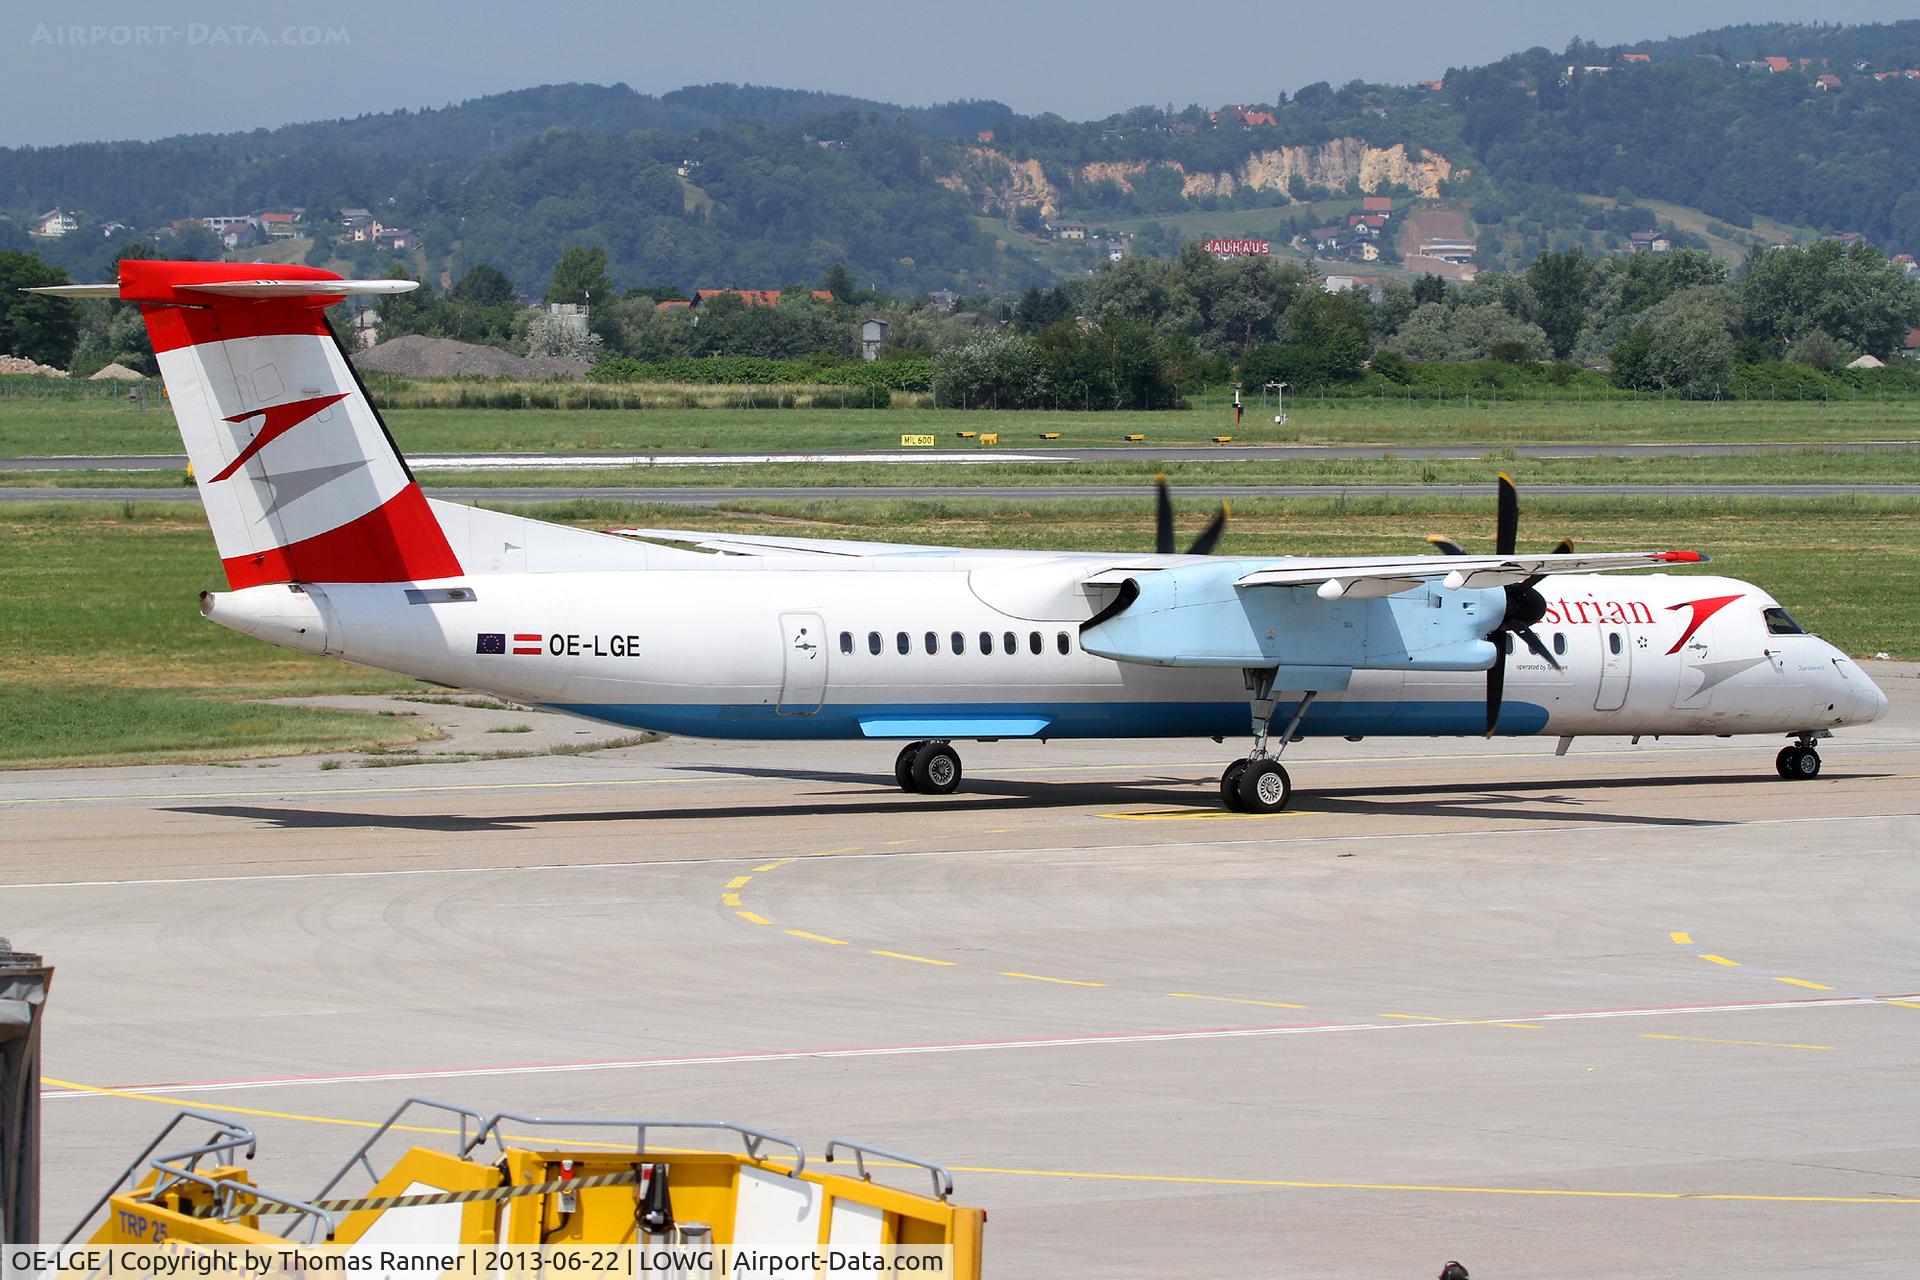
top-left (1763, 607), bottom-right (1808, 636)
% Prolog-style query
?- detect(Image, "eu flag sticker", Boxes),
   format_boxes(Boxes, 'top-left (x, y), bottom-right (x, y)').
top-left (476, 632), bottom-right (506, 655)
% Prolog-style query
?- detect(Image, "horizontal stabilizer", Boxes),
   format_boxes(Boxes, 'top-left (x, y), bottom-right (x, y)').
top-left (25, 278), bottom-right (418, 301)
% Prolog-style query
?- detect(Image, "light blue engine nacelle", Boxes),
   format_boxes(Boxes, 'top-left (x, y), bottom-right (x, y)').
top-left (1079, 561), bottom-right (1501, 675)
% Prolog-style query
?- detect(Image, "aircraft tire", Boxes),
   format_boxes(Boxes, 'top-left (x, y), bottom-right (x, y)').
top-left (895, 741), bottom-right (925, 792)
top-left (1775, 746), bottom-right (1798, 778)
top-left (1237, 760), bottom-right (1292, 814)
top-left (1794, 748), bottom-right (1822, 779)
top-left (1220, 760), bottom-right (1249, 812)
top-left (912, 742), bottom-right (962, 795)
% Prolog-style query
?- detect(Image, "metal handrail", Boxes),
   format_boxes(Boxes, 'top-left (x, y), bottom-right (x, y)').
top-left (149, 1164), bottom-right (336, 1245)
top-left (474, 1114), bottom-right (806, 1177)
top-left (63, 1111), bottom-right (256, 1243)
top-left (312, 1096), bottom-right (491, 1201)
top-left (823, 1140), bottom-right (953, 1201)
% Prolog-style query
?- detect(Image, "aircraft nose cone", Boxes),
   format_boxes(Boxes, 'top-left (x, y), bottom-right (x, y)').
top-left (1856, 675), bottom-right (1890, 724)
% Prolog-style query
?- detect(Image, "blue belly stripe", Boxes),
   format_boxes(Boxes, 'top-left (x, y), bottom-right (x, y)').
top-left (546, 699), bottom-right (1550, 740)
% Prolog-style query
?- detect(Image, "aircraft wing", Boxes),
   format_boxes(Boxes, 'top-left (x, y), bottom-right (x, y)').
top-left (1235, 550), bottom-right (1704, 598)
top-left (604, 527), bottom-right (1055, 560)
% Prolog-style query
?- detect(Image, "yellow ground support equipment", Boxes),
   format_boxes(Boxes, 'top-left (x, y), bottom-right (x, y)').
top-left (67, 1098), bottom-right (984, 1273)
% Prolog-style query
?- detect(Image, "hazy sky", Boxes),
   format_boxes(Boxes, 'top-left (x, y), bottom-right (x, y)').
top-left (5, 0), bottom-right (1915, 147)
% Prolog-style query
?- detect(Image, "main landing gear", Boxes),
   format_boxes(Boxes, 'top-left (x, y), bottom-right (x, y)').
top-left (895, 740), bottom-right (963, 795)
top-left (1775, 734), bottom-right (1825, 780)
top-left (1219, 679), bottom-right (1316, 814)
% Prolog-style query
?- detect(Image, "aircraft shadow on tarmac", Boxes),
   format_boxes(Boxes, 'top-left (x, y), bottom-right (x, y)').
top-left (163, 768), bottom-right (1869, 832)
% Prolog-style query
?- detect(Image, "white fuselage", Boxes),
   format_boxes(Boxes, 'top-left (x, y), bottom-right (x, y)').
top-left (204, 563), bottom-right (1888, 745)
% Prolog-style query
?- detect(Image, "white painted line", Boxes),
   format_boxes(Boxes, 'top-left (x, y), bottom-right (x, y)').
top-left (41, 995), bottom-right (1891, 1099)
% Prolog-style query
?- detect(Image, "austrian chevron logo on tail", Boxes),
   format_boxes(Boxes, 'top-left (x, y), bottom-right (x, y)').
top-left (210, 393), bottom-right (351, 481)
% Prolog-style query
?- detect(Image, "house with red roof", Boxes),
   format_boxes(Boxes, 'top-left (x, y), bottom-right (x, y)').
top-left (1621, 52), bottom-right (1650, 63)
top-left (1903, 328), bottom-right (1920, 359)
top-left (1764, 56), bottom-right (1792, 73)
top-left (1361, 196), bottom-right (1393, 215)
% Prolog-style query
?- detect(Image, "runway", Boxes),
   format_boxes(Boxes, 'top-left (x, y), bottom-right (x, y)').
top-left (5, 483), bottom-right (1917, 504)
top-left (7, 670), bottom-right (1920, 1276)
top-left (5, 439), bottom-right (1917, 471)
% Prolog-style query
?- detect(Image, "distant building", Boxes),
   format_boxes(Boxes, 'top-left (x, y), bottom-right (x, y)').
top-left (860, 318), bottom-right (889, 362)
top-left (545, 302), bottom-right (589, 336)
top-left (1620, 52), bottom-right (1651, 63)
top-left (1418, 238), bottom-right (1478, 264)
top-left (1323, 274), bottom-right (1386, 302)
top-left (1050, 220), bottom-right (1088, 241)
top-left (1226, 105), bottom-right (1277, 127)
top-left (1305, 226), bottom-right (1344, 251)
top-left (1417, 78), bottom-right (1445, 91)
top-left (32, 208), bottom-right (77, 237)
top-left (1902, 327), bottom-right (1920, 358)
top-left (258, 211), bottom-right (301, 239)
top-left (1815, 73), bottom-right (1843, 91)
top-left (1764, 56), bottom-right (1793, 73)
top-left (976, 130), bottom-right (995, 143)
top-left (1361, 196), bottom-right (1393, 215)
top-left (1827, 231), bottom-right (1866, 246)
top-left (1628, 230), bottom-right (1672, 253)
top-left (374, 227), bottom-right (417, 251)
top-left (928, 290), bottom-right (960, 313)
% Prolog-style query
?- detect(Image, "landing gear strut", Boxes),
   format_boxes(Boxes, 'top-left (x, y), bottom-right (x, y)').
top-left (1220, 679), bottom-right (1315, 814)
top-left (895, 740), bottom-right (962, 794)
top-left (1775, 735), bottom-right (1824, 780)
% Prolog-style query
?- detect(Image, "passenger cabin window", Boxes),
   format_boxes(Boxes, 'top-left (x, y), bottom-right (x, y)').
top-left (1608, 632), bottom-right (1622, 655)
top-left (1029, 631), bottom-right (1043, 655)
top-left (869, 631), bottom-right (883, 656)
top-left (980, 631), bottom-right (994, 655)
top-left (925, 631), bottom-right (940, 655)
top-left (896, 631), bottom-right (910, 655)
top-left (1004, 631), bottom-right (1017, 655)
top-left (839, 631), bottom-right (853, 655)
top-left (1057, 631), bottom-right (1071, 655)
top-left (951, 631), bottom-right (966, 655)
top-left (1552, 631), bottom-right (1566, 656)
top-left (1763, 607), bottom-right (1808, 636)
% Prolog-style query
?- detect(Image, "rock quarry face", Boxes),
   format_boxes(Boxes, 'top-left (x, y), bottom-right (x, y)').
top-left (948, 140), bottom-right (1451, 213)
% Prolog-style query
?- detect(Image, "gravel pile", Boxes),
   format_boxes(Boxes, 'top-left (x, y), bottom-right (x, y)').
top-left (352, 335), bottom-right (586, 380)
top-left (0, 355), bottom-right (68, 377)
top-left (88, 362), bottom-right (147, 381)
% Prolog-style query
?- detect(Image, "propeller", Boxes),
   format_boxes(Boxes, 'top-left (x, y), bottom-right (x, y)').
top-left (1154, 475), bottom-right (1230, 556)
top-left (1427, 473), bottom-right (1569, 736)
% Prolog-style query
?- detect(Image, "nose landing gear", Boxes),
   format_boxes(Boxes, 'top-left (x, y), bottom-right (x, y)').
top-left (1775, 737), bottom-right (1823, 779)
top-left (1220, 679), bottom-right (1314, 814)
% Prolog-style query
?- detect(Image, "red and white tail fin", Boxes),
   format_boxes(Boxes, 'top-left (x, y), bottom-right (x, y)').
top-left (34, 261), bottom-right (461, 588)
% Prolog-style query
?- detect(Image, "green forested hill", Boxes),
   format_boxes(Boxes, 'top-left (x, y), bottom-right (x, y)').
top-left (3, 22), bottom-right (1917, 295)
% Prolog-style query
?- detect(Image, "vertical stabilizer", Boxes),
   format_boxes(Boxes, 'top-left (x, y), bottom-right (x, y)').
top-left (61, 261), bottom-right (463, 587)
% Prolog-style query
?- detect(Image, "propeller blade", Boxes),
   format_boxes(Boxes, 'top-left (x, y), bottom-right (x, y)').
top-left (1427, 534), bottom-right (1467, 556)
top-left (1550, 538), bottom-right (1573, 555)
top-left (1186, 503), bottom-right (1229, 556)
top-left (1154, 475), bottom-right (1174, 555)
top-left (1485, 645), bottom-right (1506, 738)
top-left (1516, 625), bottom-right (1562, 671)
top-left (1495, 472), bottom-right (1518, 558)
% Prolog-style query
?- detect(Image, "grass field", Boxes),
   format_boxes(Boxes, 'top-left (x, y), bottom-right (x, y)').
top-left (7, 448), bottom-right (1918, 492)
top-left (4, 395), bottom-right (1919, 458)
top-left (3, 494), bottom-right (1914, 766)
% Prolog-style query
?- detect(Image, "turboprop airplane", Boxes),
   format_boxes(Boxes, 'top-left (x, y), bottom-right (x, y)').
top-left (31, 261), bottom-right (1889, 813)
